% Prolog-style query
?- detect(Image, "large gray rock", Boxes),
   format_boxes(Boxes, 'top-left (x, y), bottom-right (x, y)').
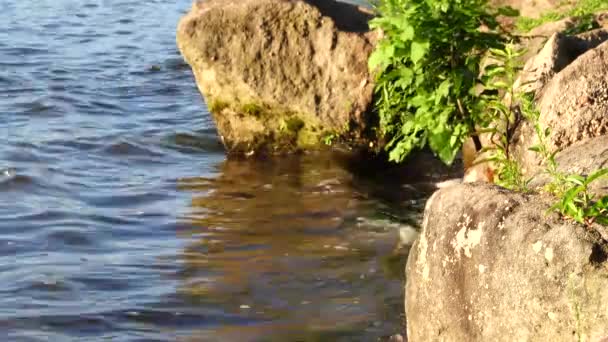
top-left (176, 0), bottom-right (378, 154)
top-left (512, 39), bottom-right (608, 174)
top-left (405, 182), bottom-right (608, 341)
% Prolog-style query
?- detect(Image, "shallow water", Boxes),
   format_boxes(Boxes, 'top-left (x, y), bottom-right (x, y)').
top-left (1, 1), bottom-right (440, 341)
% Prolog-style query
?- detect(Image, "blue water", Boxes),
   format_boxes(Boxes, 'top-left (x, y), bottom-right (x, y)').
top-left (0, 1), bottom-right (427, 341)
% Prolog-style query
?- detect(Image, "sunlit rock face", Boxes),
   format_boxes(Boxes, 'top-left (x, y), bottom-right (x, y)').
top-left (176, 0), bottom-right (378, 155)
top-left (512, 37), bottom-right (608, 175)
top-left (405, 182), bottom-right (608, 341)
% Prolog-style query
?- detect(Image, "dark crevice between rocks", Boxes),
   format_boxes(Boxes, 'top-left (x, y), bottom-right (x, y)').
top-left (590, 242), bottom-right (608, 266)
top-left (554, 29), bottom-right (608, 74)
top-left (581, 225), bottom-right (608, 267)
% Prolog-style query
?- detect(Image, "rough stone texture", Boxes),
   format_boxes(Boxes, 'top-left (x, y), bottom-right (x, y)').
top-left (406, 183), bottom-right (608, 342)
top-left (515, 30), bottom-right (608, 95)
top-left (512, 39), bottom-right (608, 174)
top-left (516, 16), bottom-right (602, 70)
top-left (529, 135), bottom-right (608, 196)
top-left (490, 0), bottom-right (563, 18)
top-left (176, 0), bottom-right (377, 154)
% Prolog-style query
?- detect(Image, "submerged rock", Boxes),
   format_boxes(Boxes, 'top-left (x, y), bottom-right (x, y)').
top-left (405, 182), bottom-right (608, 341)
top-left (176, 0), bottom-right (378, 154)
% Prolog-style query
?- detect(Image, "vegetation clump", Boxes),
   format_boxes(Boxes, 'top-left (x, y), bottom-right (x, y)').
top-left (478, 44), bottom-right (530, 192)
top-left (524, 95), bottom-right (608, 226)
top-left (368, 0), bottom-right (517, 164)
top-left (516, 0), bottom-right (608, 33)
top-left (369, 0), bottom-right (608, 225)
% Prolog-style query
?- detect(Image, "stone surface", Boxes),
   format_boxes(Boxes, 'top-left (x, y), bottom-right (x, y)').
top-left (406, 182), bottom-right (608, 341)
top-left (490, 0), bottom-right (563, 19)
top-left (512, 39), bottom-right (608, 174)
top-left (529, 135), bottom-right (608, 196)
top-left (517, 29), bottom-right (608, 95)
top-left (176, 0), bottom-right (377, 154)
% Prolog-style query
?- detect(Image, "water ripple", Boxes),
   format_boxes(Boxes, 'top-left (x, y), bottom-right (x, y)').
top-left (0, 0), bottom-right (408, 340)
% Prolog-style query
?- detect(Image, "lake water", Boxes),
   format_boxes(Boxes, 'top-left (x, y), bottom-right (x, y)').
top-left (0, 1), bottom-right (450, 341)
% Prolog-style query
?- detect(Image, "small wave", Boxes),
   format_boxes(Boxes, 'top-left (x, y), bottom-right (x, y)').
top-left (116, 18), bottom-right (134, 24)
top-left (79, 191), bottom-right (170, 209)
top-left (4, 47), bottom-right (50, 57)
top-left (162, 132), bottom-right (224, 154)
top-left (114, 30), bottom-right (132, 36)
top-left (163, 57), bottom-right (190, 71)
top-left (14, 99), bottom-right (62, 117)
top-left (88, 99), bottom-right (126, 113)
top-left (0, 168), bottom-right (34, 191)
top-left (44, 228), bottom-right (95, 248)
top-left (19, 276), bottom-right (77, 294)
top-left (101, 140), bottom-right (164, 158)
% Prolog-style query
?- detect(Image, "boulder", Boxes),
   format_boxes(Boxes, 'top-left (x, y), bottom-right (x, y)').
top-left (512, 38), bottom-right (608, 174)
top-left (405, 182), bottom-right (608, 341)
top-left (529, 135), bottom-right (608, 196)
top-left (490, 0), bottom-right (562, 19)
top-left (516, 29), bottom-right (608, 96)
top-left (514, 14), bottom-right (607, 68)
top-left (176, 0), bottom-right (378, 154)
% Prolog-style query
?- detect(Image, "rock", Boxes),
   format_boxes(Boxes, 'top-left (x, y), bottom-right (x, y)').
top-left (176, 0), bottom-right (378, 154)
top-left (405, 182), bottom-right (608, 341)
top-left (529, 135), bottom-right (608, 196)
top-left (512, 38), bottom-right (608, 174)
top-left (490, 0), bottom-right (562, 19)
top-left (517, 29), bottom-right (608, 95)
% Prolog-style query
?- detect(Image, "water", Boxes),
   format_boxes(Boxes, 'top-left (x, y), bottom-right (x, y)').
top-left (0, 1), bottom-right (447, 340)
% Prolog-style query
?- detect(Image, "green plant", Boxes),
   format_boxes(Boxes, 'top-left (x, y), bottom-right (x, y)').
top-left (241, 103), bottom-right (263, 117)
top-left (523, 96), bottom-right (569, 195)
top-left (517, 0), bottom-right (608, 32)
top-left (480, 44), bottom-right (530, 191)
top-left (208, 99), bottom-right (229, 113)
top-left (368, 0), bottom-right (517, 164)
top-left (478, 42), bottom-right (608, 224)
top-left (524, 94), bottom-right (608, 225)
top-left (322, 132), bottom-right (338, 146)
top-left (549, 170), bottom-right (608, 225)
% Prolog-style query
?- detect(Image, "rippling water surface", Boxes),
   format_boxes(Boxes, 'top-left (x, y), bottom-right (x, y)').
top-left (0, 1), bottom-right (443, 340)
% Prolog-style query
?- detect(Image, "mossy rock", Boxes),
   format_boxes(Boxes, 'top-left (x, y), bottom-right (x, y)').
top-left (177, 0), bottom-right (380, 155)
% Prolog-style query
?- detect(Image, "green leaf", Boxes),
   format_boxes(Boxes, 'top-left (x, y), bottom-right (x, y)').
top-left (436, 80), bottom-right (451, 100)
top-left (368, 43), bottom-right (395, 70)
top-left (429, 128), bottom-right (459, 165)
top-left (566, 175), bottom-right (585, 186)
top-left (586, 168), bottom-right (608, 184)
top-left (496, 6), bottom-right (519, 17)
top-left (563, 186), bottom-right (584, 206)
top-left (399, 24), bottom-right (415, 41)
top-left (396, 67), bottom-right (415, 88)
top-left (410, 40), bottom-right (429, 64)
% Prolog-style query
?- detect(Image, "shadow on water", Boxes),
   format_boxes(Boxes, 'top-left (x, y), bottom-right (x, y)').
top-left (174, 151), bottom-right (457, 341)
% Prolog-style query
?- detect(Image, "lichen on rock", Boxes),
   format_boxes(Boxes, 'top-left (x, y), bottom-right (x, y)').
top-left (406, 183), bottom-right (608, 341)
